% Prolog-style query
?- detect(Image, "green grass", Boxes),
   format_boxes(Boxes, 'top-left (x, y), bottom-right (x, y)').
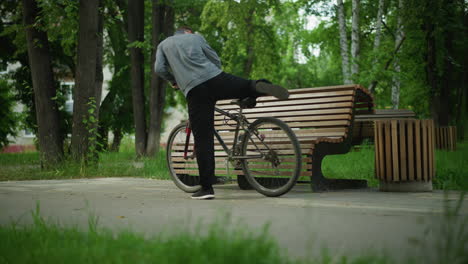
top-left (321, 143), bottom-right (379, 187)
top-left (0, 150), bottom-right (170, 181)
top-left (1, 139), bottom-right (467, 190)
top-left (0, 136), bottom-right (170, 181)
top-left (0, 208), bottom-right (294, 264)
top-left (0, 205), bottom-right (393, 264)
top-left (322, 141), bottom-right (468, 190)
top-left (432, 141), bottom-right (468, 190)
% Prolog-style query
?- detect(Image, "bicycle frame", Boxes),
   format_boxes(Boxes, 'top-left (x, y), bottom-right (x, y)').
top-left (183, 106), bottom-right (264, 161)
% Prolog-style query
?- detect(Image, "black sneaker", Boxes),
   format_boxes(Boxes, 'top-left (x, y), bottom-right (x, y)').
top-left (191, 187), bottom-right (215, 200)
top-left (254, 80), bottom-right (289, 100)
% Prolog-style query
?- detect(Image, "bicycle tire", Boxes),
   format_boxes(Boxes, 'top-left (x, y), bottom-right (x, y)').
top-left (166, 123), bottom-right (201, 193)
top-left (240, 117), bottom-right (302, 197)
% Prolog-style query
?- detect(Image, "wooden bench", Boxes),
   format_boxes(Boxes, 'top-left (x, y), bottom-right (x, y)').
top-left (171, 84), bottom-right (375, 191)
top-left (353, 109), bottom-right (416, 144)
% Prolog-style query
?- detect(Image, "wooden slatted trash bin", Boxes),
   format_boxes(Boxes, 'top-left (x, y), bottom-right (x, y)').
top-left (374, 119), bottom-right (435, 192)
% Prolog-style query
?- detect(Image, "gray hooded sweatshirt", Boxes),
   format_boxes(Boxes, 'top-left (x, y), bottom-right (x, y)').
top-left (154, 32), bottom-right (222, 97)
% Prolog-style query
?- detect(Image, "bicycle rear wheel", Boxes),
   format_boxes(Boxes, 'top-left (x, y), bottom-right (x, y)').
top-left (241, 117), bottom-right (302, 197)
top-left (166, 123), bottom-right (201, 193)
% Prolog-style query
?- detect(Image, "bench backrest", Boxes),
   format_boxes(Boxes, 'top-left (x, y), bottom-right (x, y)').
top-left (169, 85), bottom-right (373, 178)
top-left (215, 84), bottom-right (374, 148)
top-left (353, 109), bottom-right (416, 143)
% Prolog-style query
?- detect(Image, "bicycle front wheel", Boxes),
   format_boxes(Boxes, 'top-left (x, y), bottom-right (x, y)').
top-left (166, 123), bottom-right (201, 193)
top-left (241, 117), bottom-right (302, 197)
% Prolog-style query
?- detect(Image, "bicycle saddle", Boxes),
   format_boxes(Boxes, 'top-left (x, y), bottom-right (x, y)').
top-left (231, 97), bottom-right (257, 109)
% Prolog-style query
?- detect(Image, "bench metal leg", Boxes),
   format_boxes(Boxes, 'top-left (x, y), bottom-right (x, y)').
top-left (237, 175), bottom-right (254, 190)
top-left (310, 154), bottom-right (368, 192)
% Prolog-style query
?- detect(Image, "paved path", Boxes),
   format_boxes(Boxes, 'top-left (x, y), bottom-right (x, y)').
top-left (1, 178), bottom-right (467, 261)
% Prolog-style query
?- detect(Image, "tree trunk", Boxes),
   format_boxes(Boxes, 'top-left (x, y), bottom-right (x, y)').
top-left (351, 0), bottom-right (360, 81)
top-left (110, 127), bottom-right (123, 152)
top-left (95, 0), bottom-right (104, 116)
top-left (391, 0), bottom-right (404, 109)
top-left (97, 89), bottom-right (115, 151)
top-left (128, 0), bottom-right (147, 157)
top-left (23, 0), bottom-right (64, 166)
top-left (373, 0), bottom-right (385, 52)
top-left (71, 0), bottom-right (100, 162)
top-left (337, 0), bottom-right (351, 84)
top-left (93, 0), bottom-right (103, 159)
top-left (369, 0), bottom-right (385, 94)
top-left (425, 20), bottom-right (439, 124)
top-left (458, 72), bottom-right (467, 139)
top-left (457, 6), bottom-right (468, 139)
top-left (97, 125), bottom-right (108, 151)
top-left (243, 7), bottom-right (255, 77)
top-left (439, 0), bottom-right (454, 127)
top-left (147, 0), bottom-right (174, 156)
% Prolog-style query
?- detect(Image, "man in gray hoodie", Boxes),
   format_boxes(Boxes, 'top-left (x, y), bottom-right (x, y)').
top-left (155, 26), bottom-right (289, 200)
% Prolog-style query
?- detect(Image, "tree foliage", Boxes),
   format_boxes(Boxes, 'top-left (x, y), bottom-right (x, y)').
top-left (1, 0), bottom-right (467, 159)
top-left (0, 77), bottom-right (18, 149)
top-left (301, 0), bottom-right (466, 127)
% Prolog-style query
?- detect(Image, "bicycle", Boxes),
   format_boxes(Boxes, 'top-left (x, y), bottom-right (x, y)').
top-left (166, 97), bottom-right (302, 197)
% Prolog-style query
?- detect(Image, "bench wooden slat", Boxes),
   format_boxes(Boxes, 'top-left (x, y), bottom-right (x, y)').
top-left (172, 162), bottom-right (311, 170)
top-left (218, 96), bottom-right (355, 110)
top-left (355, 109), bottom-right (415, 121)
top-left (217, 90), bottom-right (356, 105)
top-left (216, 119), bottom-right (351, 127)
top-left (215, 109), bottom-right (353, 120)
top-left (172, 136), bottom-right (340, 147)
top-left (218, 102), bottom-right (354, 115)
top-left (171, 143), bottom-right (314, 153)
top-left (286, 85), bottom-right (359, 94)
top-left (215, 120), bottom-right (350, 131)
top-left (171, 156), bottom-right (313, 163)
top-left (171, 149), bottom-right (305, 157)
top-left (174, 169), bottom-right (313, 177)
top-left (216, 127), bottom-right (347, 137)
top-left (215, 114), bottom-right (352, 126)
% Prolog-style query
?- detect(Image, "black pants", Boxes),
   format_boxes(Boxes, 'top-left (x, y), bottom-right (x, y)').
top-left (186, 72), bottom-right (258, 189)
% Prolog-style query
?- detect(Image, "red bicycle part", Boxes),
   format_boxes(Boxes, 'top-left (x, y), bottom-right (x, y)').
top-left (184, 121), bottom-right (192, 159)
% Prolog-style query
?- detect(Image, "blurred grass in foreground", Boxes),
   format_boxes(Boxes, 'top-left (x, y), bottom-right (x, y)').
top-left (0, 204), bottom-right (393, 264)
top-left (1, 194), bottom-right (466, 264)
top-left (0, 206), bottom-right (294, 264)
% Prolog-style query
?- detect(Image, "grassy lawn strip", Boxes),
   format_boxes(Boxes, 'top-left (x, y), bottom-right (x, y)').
top-left (1, 140), bottom-right (467, 190)
top-left (0, 150), bottom-right (170, 181)
top-left (319, 141), bottom-right (468, 190)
